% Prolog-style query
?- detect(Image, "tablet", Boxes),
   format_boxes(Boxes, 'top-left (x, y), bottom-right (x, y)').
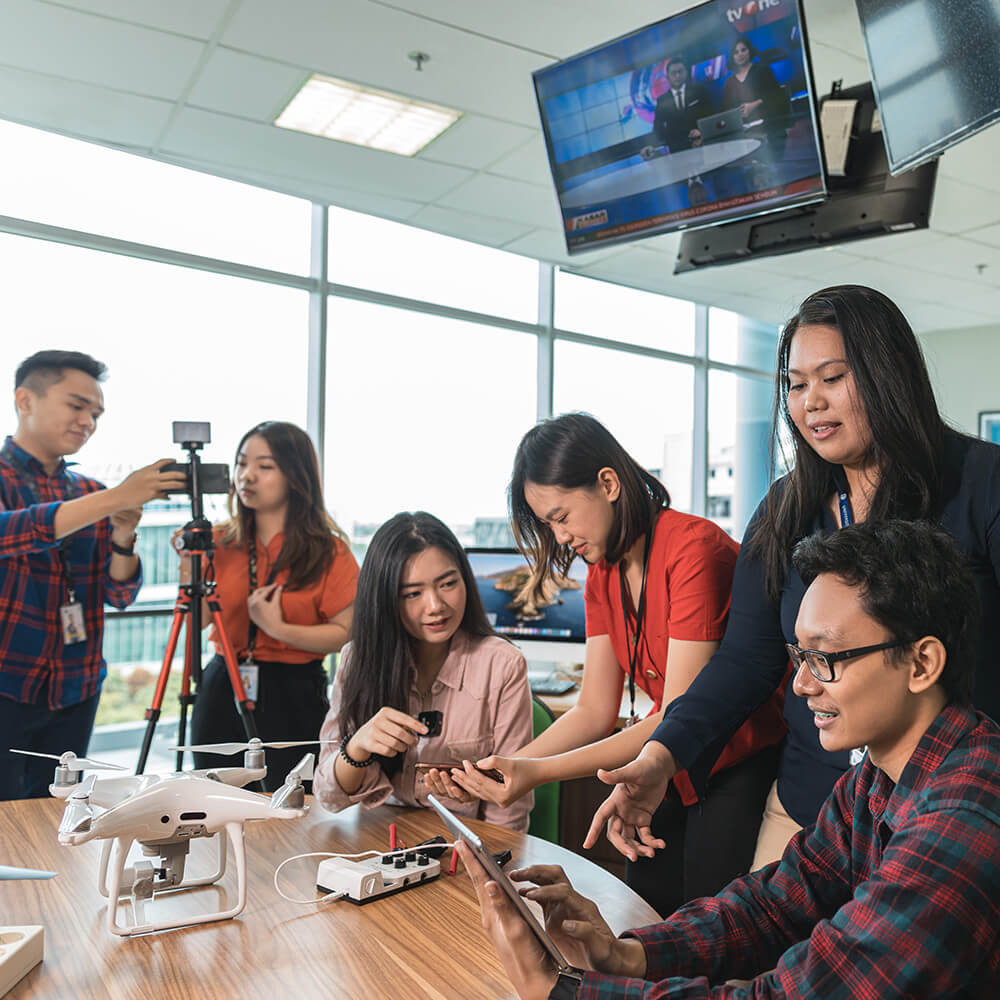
top-left (427, 794), bottom-right (573, 973)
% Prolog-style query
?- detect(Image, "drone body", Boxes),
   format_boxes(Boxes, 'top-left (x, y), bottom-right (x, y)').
top-left (43, 747), bottom-right (313, 936)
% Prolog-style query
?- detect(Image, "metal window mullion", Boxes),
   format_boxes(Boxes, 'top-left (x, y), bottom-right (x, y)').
top-left (691, 305), bottom-right (709, 517)
top-left (537, 262), bottom-right (555, 421)
top-left (307, 203), bottom-right (329, 473)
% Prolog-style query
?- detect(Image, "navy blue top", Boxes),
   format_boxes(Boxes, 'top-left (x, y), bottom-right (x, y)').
top-left (650, 429), bottom-right (1000, 825)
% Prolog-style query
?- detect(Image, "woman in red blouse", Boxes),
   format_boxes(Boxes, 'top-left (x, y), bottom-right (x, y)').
top-left (182, 421), bottom-right (358, 791)
top-left (454, 413), bottom-right (785, 915)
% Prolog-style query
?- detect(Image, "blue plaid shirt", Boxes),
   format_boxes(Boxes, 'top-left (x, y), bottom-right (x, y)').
top-left (0, 436), bottom-right (142, 708)
top-left (578, 704), bottom-right (1000, 998)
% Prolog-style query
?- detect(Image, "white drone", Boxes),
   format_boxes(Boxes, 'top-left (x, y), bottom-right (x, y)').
top-left (12, 739), bottom-right (331, 936)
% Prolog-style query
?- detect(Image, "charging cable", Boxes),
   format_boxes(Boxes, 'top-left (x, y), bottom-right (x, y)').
top-left (273, 842), bottom-right (459, 905)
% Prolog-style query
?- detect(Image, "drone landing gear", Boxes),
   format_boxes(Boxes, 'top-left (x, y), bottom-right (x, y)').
top-left (99, 824), bottom-right (247, 936)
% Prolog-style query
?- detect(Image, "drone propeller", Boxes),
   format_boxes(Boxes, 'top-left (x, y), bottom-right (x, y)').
top-left (58, 774), bottom-right (98, 836)
top-left (10, 748), bottom-right (127, 772)
top-left (169, 738), bottom-right (337, 755)
top-left (0, 864), bottom-right (58, 881)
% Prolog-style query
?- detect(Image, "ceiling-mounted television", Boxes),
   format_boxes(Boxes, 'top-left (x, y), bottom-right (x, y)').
top-left (855, 0), bottom-right (1000, 174)
top-left (533, 0), bottom-right (827, 255)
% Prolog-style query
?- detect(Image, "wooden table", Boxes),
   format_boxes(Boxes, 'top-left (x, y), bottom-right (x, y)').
top-left (0, 796), bottom-right (659, 999)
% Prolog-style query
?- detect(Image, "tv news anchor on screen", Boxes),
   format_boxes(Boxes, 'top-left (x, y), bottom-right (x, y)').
top-left (313, 511), bottom-right (534, 831)
top-left (589, 284), bottom-right (1000, 871)
top-left (179, 420), bottom-right (358, 792)
top-left (452, 414), bottom-right (786, 916)
top-left (1, 349), bottom-right (188, 801)
top-left (462, 521), bottom-right (1000, 999)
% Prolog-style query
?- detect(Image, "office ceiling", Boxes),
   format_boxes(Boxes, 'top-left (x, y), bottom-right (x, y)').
top-left (4, 0), bottom-right (1000, 333)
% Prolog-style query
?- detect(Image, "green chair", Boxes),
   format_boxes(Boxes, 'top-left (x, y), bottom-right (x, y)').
top-left (527, 695), bottom-right (561, 844)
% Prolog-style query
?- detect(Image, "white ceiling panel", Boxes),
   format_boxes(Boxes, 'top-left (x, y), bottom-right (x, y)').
top-left (435, 173), bottom-right (560, 227)
top-left (0, 66), bottom-right (174, 147)
top-left (804, 41), bottom-right (870, 98)
top-left (929, 176), bottom-right (1000, 236)
top-left (954, 221), bottom-right (1000, 254)
top-left (488, 136), bottom-right (554, 186)
top-left (407, 204), bottom-right (536, 246)
top-left (187, 48), bottom-right (307, 122)
top-left (905, 301), bottom-right (994, 334)
top-left (223, 0), bottom-right (544, 127)
top-left (888, 236), bottom-right (1000, 287)
top-left (504, 228), bottom-right (619, 267)
top-left (160, 107), bottom-right (473, 202)
top-left (801, 0), bottom-right (868, 60)
top-left (846, 228), bottom-right (944, 260)
top-left (418, 115), bottom-right (536, 170)
top-left (43, 0), bottom-right (232, 39)
top-left (0, 0), bottom-right (205, 100)
top-left (938, 123), bottom-right (1000, 191)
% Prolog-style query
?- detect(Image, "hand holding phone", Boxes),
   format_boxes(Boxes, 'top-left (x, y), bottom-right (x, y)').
top-left (415, 761), bottom-right (505, 783)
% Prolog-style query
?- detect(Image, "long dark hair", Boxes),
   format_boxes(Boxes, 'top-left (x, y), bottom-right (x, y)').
top-left (510, 413), bottom-right (669, 593)
top-left (749, 285), bottom-right (948, 603)
top-left (337, 512), bottom-right (494, 774)
top-left (219, 421), bottom-right (348, 590)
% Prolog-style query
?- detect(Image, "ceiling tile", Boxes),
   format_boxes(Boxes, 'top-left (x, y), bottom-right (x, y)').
top-left (0, 0), bottom-right (205, 100)
top-left (501, 228), bottom-right (619, 266)
top-left (160, 106), bottom-right (473, 202)
top-left (187, 47), bottom-right (307, 122)
top-left (488, 135), bottom-right (553, 186)
top-left (801, 0), bottom-right (869, 59)
top-left (929, 176), bottom-right (1000, 236)
top-left (418, 115), bottom-right (536, 170)
top-left (223, 0), bottom-right (544, 127)
top-left (435, 172), bottom-right (561, 226)
top-left (0, 66), bottom-right (173, 147)
top-left (42, 0), bottom-right (231, 39)
top-left (889, 236), bottom-right (1000, 287)
top-left (407, 204), bottom-right (535, 246)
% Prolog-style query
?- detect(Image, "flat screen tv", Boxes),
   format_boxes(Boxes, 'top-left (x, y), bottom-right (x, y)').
top-left (533, 0), bottom-right (827, 254)
top-left (856, 0), bottom-right (1000, 175)
top-left (464, 548), bottom-right (586, 662)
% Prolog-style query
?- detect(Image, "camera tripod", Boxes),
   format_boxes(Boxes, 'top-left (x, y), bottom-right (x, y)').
top-left (136, 429), bottom-right (258, 774)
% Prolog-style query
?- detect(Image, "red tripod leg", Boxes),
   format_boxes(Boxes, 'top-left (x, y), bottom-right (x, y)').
top-left (207, 597), bottom-right (259, 741)
top-left (136, 593), bottom-right (188, 774)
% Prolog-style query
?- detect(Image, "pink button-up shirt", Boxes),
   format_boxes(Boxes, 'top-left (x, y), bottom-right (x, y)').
top-left (314, 630), bottom-right (534, 831)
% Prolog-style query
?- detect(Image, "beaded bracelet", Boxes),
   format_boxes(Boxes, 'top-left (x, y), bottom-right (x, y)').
top-left (339, 733), bottom-right (374, 768)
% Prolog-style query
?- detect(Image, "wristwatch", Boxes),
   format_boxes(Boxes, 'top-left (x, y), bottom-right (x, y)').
top-left (111, 533), bottom-right (137, 556)
top-left (548, 968), bottom-right (584, 999)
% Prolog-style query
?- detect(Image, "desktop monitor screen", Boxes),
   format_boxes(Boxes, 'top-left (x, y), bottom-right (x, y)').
top-left (464, 548), bottom-right (587, 644)
top-left (533, 0), bottom-right (827, 254)
top-left (856, 0), bottom-right (1000, 174)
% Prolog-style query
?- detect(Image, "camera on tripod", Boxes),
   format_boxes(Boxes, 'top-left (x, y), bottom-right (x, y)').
top-left (162, 421), bottom-right (230, 496)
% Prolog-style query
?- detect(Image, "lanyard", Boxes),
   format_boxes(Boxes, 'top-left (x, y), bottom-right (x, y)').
top-left (1, 441), bottom-right (78, 601)
top-left (618, 518), bottom-right (656, 726)
top-left (246, 527), bottom-right (279, 657)
top-left (833, 469), bottom-right (853, 527)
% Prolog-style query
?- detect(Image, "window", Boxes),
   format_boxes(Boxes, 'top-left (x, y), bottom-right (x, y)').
top-left (323, 297), bottom-right (537, 554)
top-left (328, 208), bottom-right (538, 322)
top-left (555, 271), bottom-right (696, 354)
top-left (0, 119), bottom-right (311, 273)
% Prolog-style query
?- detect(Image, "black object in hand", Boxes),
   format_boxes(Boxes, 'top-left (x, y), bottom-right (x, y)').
top-left (418, 710), bottom-right (443, 737)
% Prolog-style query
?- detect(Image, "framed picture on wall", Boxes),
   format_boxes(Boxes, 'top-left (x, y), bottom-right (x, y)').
top-left (979, 411), bottom-right (1000, 444)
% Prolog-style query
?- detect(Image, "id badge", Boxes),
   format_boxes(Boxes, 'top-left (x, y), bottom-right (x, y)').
top-left (238, 659), bottom-right (260, 702)
top-left (59, 601), bottom-right (87, 645)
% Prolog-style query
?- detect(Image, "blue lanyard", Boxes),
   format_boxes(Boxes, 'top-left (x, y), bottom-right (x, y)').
top-left (837, 487), bottom-right (853, 528)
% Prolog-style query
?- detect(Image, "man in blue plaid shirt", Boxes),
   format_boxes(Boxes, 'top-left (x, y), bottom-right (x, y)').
top-left (0, 350), bottom-right (186, 799)
top-left (461, 520), bottom-right (1000, 998)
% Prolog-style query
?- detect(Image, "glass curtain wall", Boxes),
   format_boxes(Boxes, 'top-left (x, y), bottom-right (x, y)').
top-left (0, 118), bottom-right (778, 756)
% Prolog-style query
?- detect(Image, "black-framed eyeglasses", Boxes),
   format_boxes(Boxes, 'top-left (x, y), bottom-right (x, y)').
top-left (785, 639), bottom-right (912, 683)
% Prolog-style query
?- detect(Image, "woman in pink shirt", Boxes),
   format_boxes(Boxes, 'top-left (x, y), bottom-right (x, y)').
top-left (313, 511), bottom-right (534, 831)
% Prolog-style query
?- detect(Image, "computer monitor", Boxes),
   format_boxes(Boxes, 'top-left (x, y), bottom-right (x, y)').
top-left (464, 548), bottom-right (587, 664)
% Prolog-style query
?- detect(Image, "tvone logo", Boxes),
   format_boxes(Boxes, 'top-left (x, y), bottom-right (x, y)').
top-left (726, 0), bottom-right (782, 21)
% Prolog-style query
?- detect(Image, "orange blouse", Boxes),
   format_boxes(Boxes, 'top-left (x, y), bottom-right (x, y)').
top-left (207, 527), bottom-right (359, 664)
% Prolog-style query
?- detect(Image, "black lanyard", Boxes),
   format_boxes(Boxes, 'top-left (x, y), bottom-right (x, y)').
top-left (1, 442), bottom-right (78, 601)
top-left (246, 528), bottom-right (279, 657)
top-left (618, 518), bottom-right (656, 725)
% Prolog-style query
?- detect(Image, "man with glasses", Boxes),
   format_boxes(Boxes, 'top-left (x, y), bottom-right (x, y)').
top-left (460, 519), bottom-right (1000, 998)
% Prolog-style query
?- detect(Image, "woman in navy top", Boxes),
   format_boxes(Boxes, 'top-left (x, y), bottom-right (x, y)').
top-left (586, 284), bottom-right (1000, 863)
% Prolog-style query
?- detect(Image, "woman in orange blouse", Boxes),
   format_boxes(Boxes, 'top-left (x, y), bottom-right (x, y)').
top-left (183, 421), bottom-right (358, 790)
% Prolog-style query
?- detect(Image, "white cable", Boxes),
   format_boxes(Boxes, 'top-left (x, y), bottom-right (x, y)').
top-left (273, 842), bottom-right (459, 906)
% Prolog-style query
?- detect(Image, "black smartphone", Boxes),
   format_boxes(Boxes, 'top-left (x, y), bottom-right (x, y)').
top-left (162, 461), bottom-right (231, 496)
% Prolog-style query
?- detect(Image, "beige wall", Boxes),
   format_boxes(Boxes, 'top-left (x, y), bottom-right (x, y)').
top-left (918, 324), bottom-right (1000, 437)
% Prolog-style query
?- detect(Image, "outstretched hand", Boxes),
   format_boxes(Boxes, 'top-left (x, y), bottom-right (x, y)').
top-left (450, 755), bottom-right (536, 808)
top-left (583, 741), bottom-right (675, 860)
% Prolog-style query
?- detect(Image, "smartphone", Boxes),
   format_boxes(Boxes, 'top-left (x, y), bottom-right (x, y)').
top-left (415, 762), bottom-right (505, 783)
top-left (162, 461), bottom-right (231, 496)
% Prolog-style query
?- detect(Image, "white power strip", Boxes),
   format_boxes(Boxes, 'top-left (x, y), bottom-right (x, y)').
top-left (316, 851), bottom-right (441, 904)
top-left (0, 926), bottom-right (43, 998)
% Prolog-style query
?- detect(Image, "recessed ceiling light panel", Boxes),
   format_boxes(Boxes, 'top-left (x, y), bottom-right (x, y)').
top-left (275, 73), bottom-right (461, 156)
